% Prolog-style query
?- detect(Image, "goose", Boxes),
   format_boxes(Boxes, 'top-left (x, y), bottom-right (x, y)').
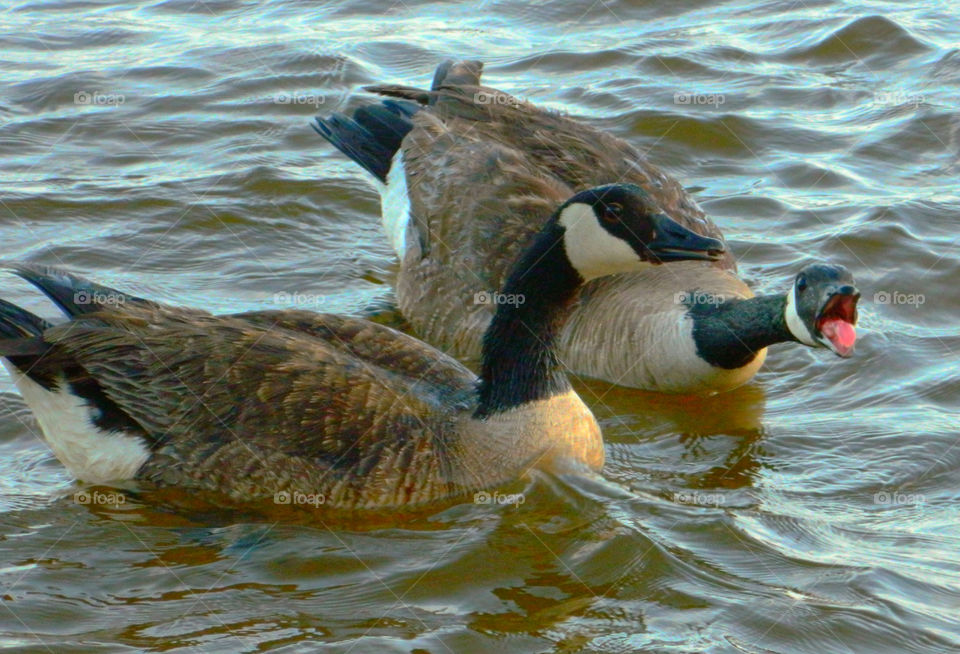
top-left (313, 60), bottom-right (861, 393)
top-left (0, 184), bottom-right (723, 508)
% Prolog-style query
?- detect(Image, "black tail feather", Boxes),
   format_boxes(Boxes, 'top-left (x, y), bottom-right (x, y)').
top-left (0, 299), bottom-right (51, 340)
top-left (313, 99), bottom-right (419, 183)
top-left (382, 99), bottom-right (420, 118)
top-left (0, 298), bottom-right (55, 384)
top-left (430, 59), bottom-right (483, 91)
top-left (431, 60), bottom-right (455, 91)
top-left (363, 59), bottom-right (484, 106)
top-left (0, 293), bottom-right (151, 437)
top-left (8, 263), bottom-right (151, 318)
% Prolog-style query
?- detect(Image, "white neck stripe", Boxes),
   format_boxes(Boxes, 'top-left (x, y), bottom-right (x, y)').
top-left (785, 284), bottom-right (817, 346)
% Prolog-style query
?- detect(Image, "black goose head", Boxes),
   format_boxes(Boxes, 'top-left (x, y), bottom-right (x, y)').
top-left (555, 183), bottom-right (726, 280)
top-left (785, 263), bottom-right (860, 357)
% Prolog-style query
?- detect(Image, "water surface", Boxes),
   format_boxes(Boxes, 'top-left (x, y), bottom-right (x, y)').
top-left (0, 0), bottom-right (958, 651)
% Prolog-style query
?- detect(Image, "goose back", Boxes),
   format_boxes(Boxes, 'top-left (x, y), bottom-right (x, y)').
top-left (12, 299), bottom-right (496, 506)
top-left (369, 62), bottom-right (745, 389)
top-left (1, 266), bottom-right (611, 507)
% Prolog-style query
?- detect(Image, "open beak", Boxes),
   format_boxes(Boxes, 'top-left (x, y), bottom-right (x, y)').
top-left (645, 214), bottom-right (726, 263)
top-left (815, 285), bottom-right (860, 357)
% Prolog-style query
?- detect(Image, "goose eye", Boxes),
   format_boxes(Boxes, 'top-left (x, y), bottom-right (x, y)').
top-left (602, 202), bottom-right (624, 224)
top-left (797, 276), bottom-right (808, 292)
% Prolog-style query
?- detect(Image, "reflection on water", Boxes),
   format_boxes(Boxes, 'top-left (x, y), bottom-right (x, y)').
top-left (0, 0), bottom-right (958, 651)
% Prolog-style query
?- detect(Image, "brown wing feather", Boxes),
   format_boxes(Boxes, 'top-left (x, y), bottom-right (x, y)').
top-left (41, 304), bottom-right (478, 507)
top-left (368, 60), bottom-right (735, 360)
top-left (368, 59), bottom-right (732, 266)
top-left (394, 111), bottom-right (572, 359)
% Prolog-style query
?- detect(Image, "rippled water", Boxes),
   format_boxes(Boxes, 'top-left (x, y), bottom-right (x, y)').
top-left (0, 0), bottom-right (958, 651)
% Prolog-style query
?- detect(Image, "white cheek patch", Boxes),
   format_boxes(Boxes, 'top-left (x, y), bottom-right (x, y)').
top-left (785, 285), bottom-right (818, 346)
top-left (558, 203), bottom-right (649, 281)
top-left (379, 150), bottom-right (412, 260)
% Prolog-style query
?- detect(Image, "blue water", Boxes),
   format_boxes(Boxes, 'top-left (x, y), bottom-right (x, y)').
top-left (0, 0), bottom-right (957, 651)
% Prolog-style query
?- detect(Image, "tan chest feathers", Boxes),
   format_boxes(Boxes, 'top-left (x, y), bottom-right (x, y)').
top-left (453, 390), bottom-right (605, 485)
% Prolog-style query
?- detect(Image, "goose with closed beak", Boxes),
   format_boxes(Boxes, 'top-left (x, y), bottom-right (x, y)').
top-left (313, 60), bottom-right (861, 393)
top-left (0, 184), bottom-right (723, 508)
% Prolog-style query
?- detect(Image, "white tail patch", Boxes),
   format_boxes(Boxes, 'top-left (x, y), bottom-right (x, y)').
top-left (379, 150), bottom-right (412, 260)
top-left (2, 361), bottom-right (149, 482)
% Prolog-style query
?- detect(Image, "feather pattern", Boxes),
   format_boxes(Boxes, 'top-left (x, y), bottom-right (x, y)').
top-left (343, 61), bottom-right (760, 392)
top-left (0, 268), bottom-right (605, 508)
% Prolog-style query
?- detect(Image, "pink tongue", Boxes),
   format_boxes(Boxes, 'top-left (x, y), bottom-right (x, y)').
top-left (821, 319), bottom-right (856, 356)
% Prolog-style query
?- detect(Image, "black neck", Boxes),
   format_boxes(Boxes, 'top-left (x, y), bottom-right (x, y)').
top-left (475, 222), bottom-right (582, 418)
top-left (690, 294), bottom-right (796, 369)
